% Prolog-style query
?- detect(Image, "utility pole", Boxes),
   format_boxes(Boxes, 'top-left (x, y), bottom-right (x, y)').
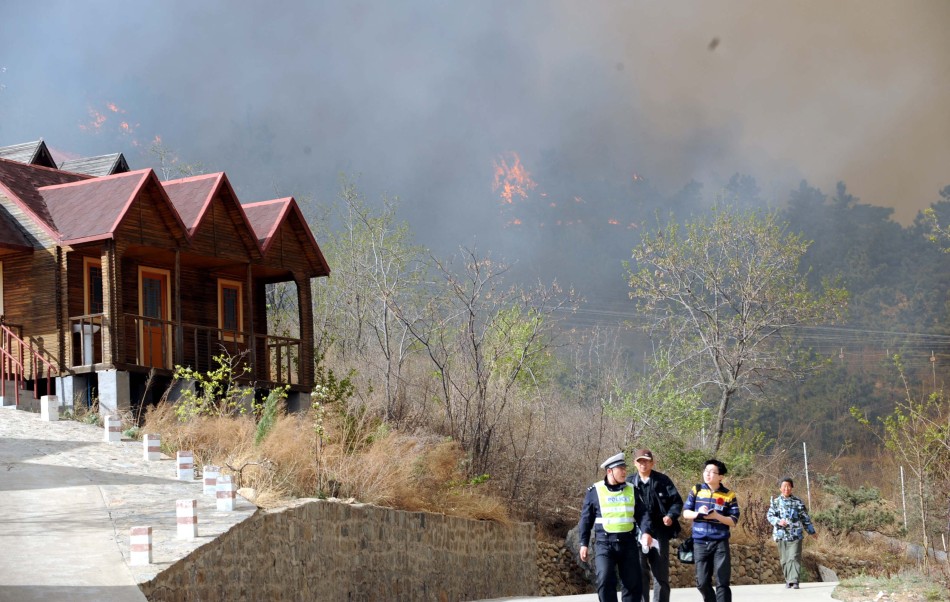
top-left (900, 466), bottom-right (907, 529)
top-left (803, 441), bottom-right (812, 509)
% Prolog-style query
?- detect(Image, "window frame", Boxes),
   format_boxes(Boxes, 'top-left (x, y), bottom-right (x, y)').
top-left (217, 279), bottom-right (244, 343)
top-left (83, 257), bottom-right (104, 315)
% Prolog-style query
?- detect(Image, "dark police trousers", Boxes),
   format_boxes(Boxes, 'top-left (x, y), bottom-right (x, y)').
top-left (694, 539), bottom-right (731, 602)
top-left (594, 533), bottom-right (642, 602)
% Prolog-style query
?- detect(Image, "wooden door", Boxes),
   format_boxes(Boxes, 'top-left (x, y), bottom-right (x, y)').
top-left (140, 271), bottom-right (168, 368)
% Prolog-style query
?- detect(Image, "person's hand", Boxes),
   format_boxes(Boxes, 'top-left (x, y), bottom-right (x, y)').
top-left (707, 510), bottom-right (730, 525)
top-left (698, 505), bottom-right (709, 514)
top-left (644, 533), bottom-right (653, 546)
top-left (778, 519), bottom-right (788, 527)
top-left (580, 546), bottom-right (589, 562)
top-left (662, 516), bottom-right (673, 527)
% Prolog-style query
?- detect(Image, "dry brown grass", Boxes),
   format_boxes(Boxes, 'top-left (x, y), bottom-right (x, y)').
top-left (143, 402), bottom-right (254, 469)
top-left (141, 401), bottom-right (509, 521)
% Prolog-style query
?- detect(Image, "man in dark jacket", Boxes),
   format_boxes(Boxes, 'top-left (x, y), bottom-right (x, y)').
top-left (627, 449), bottom-right (683, 602)
top-left (578, 452), bottom-right (651, 602)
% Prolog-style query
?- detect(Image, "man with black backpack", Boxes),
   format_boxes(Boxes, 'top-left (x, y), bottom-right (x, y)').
top-left (627, 449), bottom-right (683, 602)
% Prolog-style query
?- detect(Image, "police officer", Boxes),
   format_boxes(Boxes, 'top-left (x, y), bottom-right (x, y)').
top-left (578, 452), bottom-right (649, 602)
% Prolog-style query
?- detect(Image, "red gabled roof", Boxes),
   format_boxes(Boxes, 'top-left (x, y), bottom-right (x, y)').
top-left (38, 168), bottom-right (189, 245)
top-left (0, 157), bottom-right (91, 240)
top-left (161, 173), bottom-right (222, 235)
top-left (244, 197), bottom-right (330, 276)
top-left (162, 173), bottom-right (262, 258)
top-left (242, 198), bottom-right (288, 250)
top-left (0, 211), bottom-right (32, 251)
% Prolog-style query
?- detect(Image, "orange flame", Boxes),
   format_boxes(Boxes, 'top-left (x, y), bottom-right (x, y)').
top-left (492, 151), bottom-right (536, 204)
top-left (608, 219), bottom-right (619, 225)
top-left (79, 107), bottom-right (108, 132)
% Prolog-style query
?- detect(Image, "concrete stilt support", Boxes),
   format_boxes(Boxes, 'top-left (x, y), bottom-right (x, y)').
top-left (130, 526), bottom-right (152, 565)
top-left (104, 415), bottom-right (122, 442)
top-left (98, 370), bottom-right (130, 416)
top-left (176, 451), bottom-right (194, 481)
top-left (203, 465), bottom-right (220, 495)
top-left (0, 380), bottom-right (16, 408)
top-left (15, 388), bottom-right (36, 413)
top-left (143, 434), bottom-right (162, 461)
top-left (40, 395), bottom-right (59, 422)
top-left (166, 378), bottom-right (195, 405)
top-left (285, 390), bottom-right (309, 413)
top-left (216, 475), bottom-right (236, 511)
top-left (55, 374), bottom-right (89, 412)
top-left (175, 500), bottom-right (198, 539)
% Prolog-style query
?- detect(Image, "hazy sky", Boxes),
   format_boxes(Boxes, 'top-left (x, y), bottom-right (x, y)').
top-left (2, 0), bottom-right (948, 256)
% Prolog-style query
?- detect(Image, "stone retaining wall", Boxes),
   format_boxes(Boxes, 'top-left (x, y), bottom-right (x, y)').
top-left (537, 538), bottom-right (878, 595)
top-left (141, 498), bottom-right (537, 602)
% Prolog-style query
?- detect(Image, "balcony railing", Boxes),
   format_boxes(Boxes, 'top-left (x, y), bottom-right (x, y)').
top-left (0, 320), bottom-right (58, 403)
top-left (66, 313), bottom-right (303, 386)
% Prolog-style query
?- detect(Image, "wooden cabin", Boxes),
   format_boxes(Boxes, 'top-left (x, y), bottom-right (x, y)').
top-left (0, 140), bottom-right (329, 414)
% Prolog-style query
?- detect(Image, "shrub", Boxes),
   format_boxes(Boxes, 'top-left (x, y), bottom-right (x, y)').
top-left (255, 386), bottom-right (288, 445)
top-left (812, 475), bottom-right (902, 538)
top-left (172, 351), bottom-right (255, 419)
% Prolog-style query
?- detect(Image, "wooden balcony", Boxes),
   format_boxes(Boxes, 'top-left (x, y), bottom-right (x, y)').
top-left (67, 313), bottom-right (304, 388)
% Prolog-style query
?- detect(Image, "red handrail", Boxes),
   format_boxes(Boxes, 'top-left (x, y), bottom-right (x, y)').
top-left (0, 322), bottom-right (59, 405)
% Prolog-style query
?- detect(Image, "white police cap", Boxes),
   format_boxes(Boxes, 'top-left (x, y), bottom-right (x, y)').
top-left (600, 452), bottom-right (626, 470)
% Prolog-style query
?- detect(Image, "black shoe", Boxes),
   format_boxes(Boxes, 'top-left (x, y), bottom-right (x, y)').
top-left (793, 583), bottom-right (799, 589)
top-left (786, 583), bottom-right (792, 589)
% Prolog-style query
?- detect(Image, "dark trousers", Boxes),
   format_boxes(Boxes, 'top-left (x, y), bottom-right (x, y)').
top-left (594, 537), bottom-right (642, 602)
top-left (638, 536), bottom-right (671, 602)
top-left (694, 538), bottom-right (731, 602)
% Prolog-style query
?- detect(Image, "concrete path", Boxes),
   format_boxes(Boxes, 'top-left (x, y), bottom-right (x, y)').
top-left (0, 406), bottom-right (256, 602)
top-left (485, 580), bottom-right (839, 601)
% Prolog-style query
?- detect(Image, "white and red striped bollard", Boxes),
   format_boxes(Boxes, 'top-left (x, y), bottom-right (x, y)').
top-left (130, 526), bottom-right (152, 565)
top-left (104, 416), bottom-right (122, 442)
top-left (176, 450), bottom-right (194, 481)
top-left (176, 499), bottom-right (198, 539)
top-left (143, 434), bottom-right (161, 461)
top-left (202, 465), bottom-right (220, 495)
top-left (40, 395), bottom-right (59, 422)
top-left (216, 475), bottom-right (236, 511)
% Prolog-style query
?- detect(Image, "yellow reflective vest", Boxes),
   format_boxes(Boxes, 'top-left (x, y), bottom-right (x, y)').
top-left (593, 481), bottom-right (635, 533)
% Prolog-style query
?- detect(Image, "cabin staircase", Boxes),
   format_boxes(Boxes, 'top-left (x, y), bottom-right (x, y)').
top-left (0, 322), bottom-right (58, 412)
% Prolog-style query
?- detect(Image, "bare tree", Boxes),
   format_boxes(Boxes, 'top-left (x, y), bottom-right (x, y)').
top-left (391, 247), bottom-right (572, 474)
top-left (852, 355), bottom-right (950, 562)
top-left (626, 205), bottom-right (848, 452)
top-left (148, 139), bottom-right (204, 180)
top-left (308, 179), bottom-right (425, 419)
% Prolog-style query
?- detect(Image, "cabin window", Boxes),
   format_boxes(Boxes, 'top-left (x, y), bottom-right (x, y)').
top-left (84, 257), bottom-right (104, 314)
top-left (217, 279), bottom-right (244, 342)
